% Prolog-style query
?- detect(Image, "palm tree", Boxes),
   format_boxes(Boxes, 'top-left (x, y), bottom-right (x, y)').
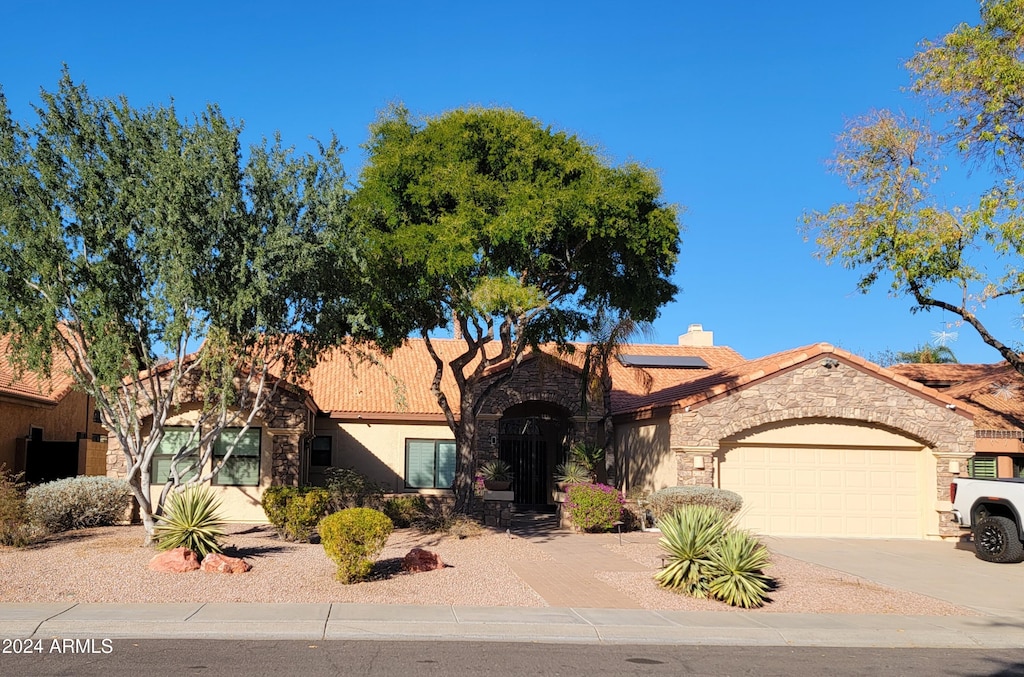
top-left (895, 343), bottom-right (958, 364)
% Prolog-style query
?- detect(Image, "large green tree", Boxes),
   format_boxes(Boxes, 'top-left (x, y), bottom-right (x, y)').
top-left (0, 71), bottom-right (364, 539)
top-left (352, 106), bottom-right (680, 511)
top-left (803, 0), bottom-right (1024, 374)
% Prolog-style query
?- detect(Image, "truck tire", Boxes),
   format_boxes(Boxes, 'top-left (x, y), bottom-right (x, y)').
top-left (973, 516), bottom-right (1024, 564)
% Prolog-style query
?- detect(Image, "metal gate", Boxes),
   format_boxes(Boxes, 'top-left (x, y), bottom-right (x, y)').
top-left (498, 415), bottom-right (567, 506)
top-left (25, 440), bottom-right (79, 483)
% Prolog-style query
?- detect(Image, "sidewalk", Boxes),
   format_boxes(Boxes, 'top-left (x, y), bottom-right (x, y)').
top-left (1, 601), bottom-right (1022, 647)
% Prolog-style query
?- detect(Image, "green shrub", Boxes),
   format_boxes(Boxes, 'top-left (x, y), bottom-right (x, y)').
top-left (644, 486), bottom-right (743, 522)
top-left (26, 476), bottom-right (132, 533)
top-left (319, 508), bottom-right (394, 583)
top-left (564, 482), bottom-right (624, 532)
top-left (284, 488), bottom-right (331, 541)
top-left (654, 504), bottom-right (729, 598)
top-left (153, 485), bottom-right (225, 559)
top-left (383, 495), bottom-right (428, 528)
top-left (655, 504), bottom-right (773, 608)
top-left (261, 485), bottom-right (297, 533)
top-left (325, 467), bottom-right (384, 510)
top-left (707, 529), bottom-right (773, 609)
top-left (0, 468), bottom-right (40, 547)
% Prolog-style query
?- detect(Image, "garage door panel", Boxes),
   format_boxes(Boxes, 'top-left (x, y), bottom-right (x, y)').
top-left (721, 442), bottom-right (924, 538)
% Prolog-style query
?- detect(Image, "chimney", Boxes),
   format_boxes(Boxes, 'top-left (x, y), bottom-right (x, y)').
top-left (678, 323), bottom-right (713, 347)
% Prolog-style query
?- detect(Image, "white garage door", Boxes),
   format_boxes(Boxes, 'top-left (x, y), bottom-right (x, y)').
top-left (719, 437), bottom-right (927, 538)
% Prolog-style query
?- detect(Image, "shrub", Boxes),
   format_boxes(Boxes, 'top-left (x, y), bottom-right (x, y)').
top-left (26, 476), bottom-right (132, 533)
top-left (261, 486), bottom-right (332, 542)
top-left (0, 468), bottom-right (40, 547)
top-left (707, 529), bottom-right (773, 609)
top-left (654, 504), bottom-right (729, 598)
top-left (383, 495), bottom-right (428, 528)
top-left (411, 500), bottom-right (483, 538)
top-left (644, 486), bottom-right (743, 522)
top-left (325, 467), bottom-right (385, 511)
top-left (655, 504), bottom-right (773, 608)
top-left (319, 508), bottom-right (393, 583)
top-left (153, 485), bottom-right (225, 559)
top-left (564, 482), bottom-right (624, 532)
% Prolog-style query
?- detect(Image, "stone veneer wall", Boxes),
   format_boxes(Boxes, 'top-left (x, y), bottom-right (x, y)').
top-left (669, 359), bottom-right (975, 538)
top-left (475, 357), bottom-right (604, 465)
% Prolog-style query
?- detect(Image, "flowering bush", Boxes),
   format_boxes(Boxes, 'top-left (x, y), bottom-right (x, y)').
top-left (564, 482), bottom-right (624, 532)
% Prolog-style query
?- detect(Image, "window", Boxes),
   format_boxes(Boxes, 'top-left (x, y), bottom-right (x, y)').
top-left (151, 427), bottom-right (200, 484)
top-left (311, 436), bottom-right (332, 467)
top-left (968, 455), bottom-right (998, 479)
top-left (213, 428), bottom-right (261, 486)
top-left (405, 439), bottom-right (456, 489)
top-left (93, 409), bottom-right (102, 424)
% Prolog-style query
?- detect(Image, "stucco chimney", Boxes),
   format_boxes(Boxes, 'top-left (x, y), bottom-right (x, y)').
top-left (678, 323), bottom-right (713, 347)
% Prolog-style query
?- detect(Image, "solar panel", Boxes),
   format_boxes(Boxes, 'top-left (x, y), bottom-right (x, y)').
top-left (617, 355), bottom-right (709, 369)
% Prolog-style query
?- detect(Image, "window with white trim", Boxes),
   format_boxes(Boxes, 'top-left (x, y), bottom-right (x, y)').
top-left (405, 439), bottom-right (456, 489)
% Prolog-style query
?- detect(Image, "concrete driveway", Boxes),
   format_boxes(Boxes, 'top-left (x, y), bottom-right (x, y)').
top-left (765, 537), bottom-right (1024, 617)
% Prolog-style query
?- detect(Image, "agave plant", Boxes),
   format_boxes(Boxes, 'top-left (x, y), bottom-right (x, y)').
top-left (153, 485), bottom-right (225, 559)
top-left (707, 529), bottom-right (772, 608)
top-left (479, 459), bottom-right (513, 482)
top-left (654, 504), bottom-right (729, 598)
top-left (554, 460), bottom-right (591, 486)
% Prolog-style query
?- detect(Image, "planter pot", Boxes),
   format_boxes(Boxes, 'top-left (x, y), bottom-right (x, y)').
top-left (483, 480), bottom-right (511, 491)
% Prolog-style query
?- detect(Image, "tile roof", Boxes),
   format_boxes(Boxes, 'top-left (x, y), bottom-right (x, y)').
top-left (887, 363), bottom-right (1003, 387)
top-left (0, 335), bottom-right (77, 405)
top-left (934, 364), bottom-right (1024, 432)
top-left (302, 339), bottom-right (747, 417)
top-left (613, 342), bottom-right (971, 418)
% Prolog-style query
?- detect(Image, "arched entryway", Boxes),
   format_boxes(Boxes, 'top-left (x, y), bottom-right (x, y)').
top-left (499, 402), bottom-right (570, 507)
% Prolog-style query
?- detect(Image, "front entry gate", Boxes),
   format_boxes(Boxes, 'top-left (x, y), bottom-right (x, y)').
top-left (498, 414), bottom-right (567, 507)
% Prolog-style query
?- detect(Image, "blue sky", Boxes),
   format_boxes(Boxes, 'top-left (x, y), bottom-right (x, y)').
top-left (1, 0), bottom-right (1010, 363)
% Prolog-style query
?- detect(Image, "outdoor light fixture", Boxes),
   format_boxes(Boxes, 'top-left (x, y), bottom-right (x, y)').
top-left (821, 358), bottom-right (840, 369)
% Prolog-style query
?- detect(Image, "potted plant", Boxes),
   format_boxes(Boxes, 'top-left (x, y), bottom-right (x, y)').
top-left (479, 459), bottom-right (513, 491)
top-left (554, 460), bottom-right (591, 491)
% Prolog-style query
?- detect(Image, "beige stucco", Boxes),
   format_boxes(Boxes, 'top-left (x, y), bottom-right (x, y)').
top-left (313, 418), bottom-right (455, 494)
top-left (614, 417), bottom-right (674, 495)
top-left (0, 390), bottom-right (105, 474)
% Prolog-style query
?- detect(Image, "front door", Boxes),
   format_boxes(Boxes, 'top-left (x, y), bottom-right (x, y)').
top-left (498, 412), bottom-right (568, 506)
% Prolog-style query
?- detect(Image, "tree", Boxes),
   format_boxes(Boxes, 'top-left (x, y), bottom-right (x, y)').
top-left (895, 344), bottom-right (959, 364)
top-left (0, 71), bottom-right (363, 539)
top-left (803, 0), bottom-right (1024, 376)
top-left (352, 106), bottom-right (680, 511)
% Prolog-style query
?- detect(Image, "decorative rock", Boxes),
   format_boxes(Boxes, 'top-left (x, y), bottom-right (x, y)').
top-left (148, 547), bottom-right (199, 573)
top-left (201, 552), bottom-right (252, 574)
top-left (402, 547), bottom-right (444, 573)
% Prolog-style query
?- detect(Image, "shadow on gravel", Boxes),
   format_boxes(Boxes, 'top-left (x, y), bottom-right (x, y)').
top-left (366, 556), bottom-right (453, 581)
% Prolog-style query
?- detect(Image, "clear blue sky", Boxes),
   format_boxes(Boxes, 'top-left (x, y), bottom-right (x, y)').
top-left (1, 0), bottom-right (1009, 363)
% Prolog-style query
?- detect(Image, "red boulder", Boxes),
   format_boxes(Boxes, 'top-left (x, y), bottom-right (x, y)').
top-left (402, 547), bottom-right (444, 573)
top-left (201, 552), bottom-right (252, 574)
top-left (148, 547), bottom-right (200, 573)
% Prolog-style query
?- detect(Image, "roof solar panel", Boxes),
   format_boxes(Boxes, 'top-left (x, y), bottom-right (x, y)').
top-left (617, 355), bottom-right (709, 369)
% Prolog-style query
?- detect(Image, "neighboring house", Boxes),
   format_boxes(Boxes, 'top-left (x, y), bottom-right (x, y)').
top-left (0, 337), bottom-right (107, 481)
top-left (92, 325), bottom-right (993, 540)
top-left (891, 362), bottom-right (1024, 480)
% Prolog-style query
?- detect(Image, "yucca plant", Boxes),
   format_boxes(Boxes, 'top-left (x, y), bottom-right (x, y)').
top-left (554, 460), bottom-right (591, 486)
top-left (654, 504), bottom-right (729, 598)
top-left (707, 529), bottom-right (773, 608)
top-left (153, 485), bottom-right (225, 559)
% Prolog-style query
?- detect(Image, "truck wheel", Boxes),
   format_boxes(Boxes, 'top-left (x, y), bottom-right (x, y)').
top-left (973, 516), bottom-right (1024, 563)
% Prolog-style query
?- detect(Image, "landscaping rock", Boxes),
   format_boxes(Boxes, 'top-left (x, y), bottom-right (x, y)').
top-left (201, 552), bottom-right (252, 574)
top-left (148, 547), bottom-right (199, 573)
top-left (402, 547), bottom-right (444, 573)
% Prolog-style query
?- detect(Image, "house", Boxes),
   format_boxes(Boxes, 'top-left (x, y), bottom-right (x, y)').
top-left (96, 324), bottom-right (989, 539)
top-left (0, 336), bottom-right (107, 482)
top-left (890, 362), bottom-right (1024, 480)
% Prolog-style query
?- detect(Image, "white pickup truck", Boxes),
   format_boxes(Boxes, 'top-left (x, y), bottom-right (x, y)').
top-left (951, 477), bottom-right (1024, 563)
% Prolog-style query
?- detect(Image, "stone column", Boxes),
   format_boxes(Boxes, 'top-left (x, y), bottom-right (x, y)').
top-left (934, 452), bottom-right (974, 539)
top-left (676, 446), bottom-right (716, 487)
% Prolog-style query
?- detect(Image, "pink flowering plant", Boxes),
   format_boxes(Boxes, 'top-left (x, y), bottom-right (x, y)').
top-left (564, 482), bottom-right (625, 532)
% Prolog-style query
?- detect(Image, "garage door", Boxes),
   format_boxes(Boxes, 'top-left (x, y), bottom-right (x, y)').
top-left (718, 424), bottom-right (927, 538)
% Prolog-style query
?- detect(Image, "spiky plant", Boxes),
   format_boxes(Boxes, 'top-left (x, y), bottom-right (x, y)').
top-left (707, 529), bottom-right (773, 608)
top-left (654, 504), bottom-right (729, 598)
top-left (554, 460), bottom-right (592, 485)
top-left (153, 485), bottom-right (225, 559)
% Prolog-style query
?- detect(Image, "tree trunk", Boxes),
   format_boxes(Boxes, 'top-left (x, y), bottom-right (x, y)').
top-left (452, 417), bottom-right (476, 514)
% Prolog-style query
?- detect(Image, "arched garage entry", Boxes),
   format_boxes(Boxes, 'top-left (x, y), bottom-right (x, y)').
top-left (714, 418), bottom-right (934, 538)
top-left (498, 401), bottom-right (570, 507)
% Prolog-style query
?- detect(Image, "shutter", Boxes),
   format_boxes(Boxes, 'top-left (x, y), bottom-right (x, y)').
top-left (436, 441), bottom-right (457, 489)
top-left (968, 456), bottom-right (998, 479)
top-left (406, 440), bottom-right (437, 488)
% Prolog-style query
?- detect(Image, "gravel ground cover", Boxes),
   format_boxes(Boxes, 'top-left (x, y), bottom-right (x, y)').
top-left (0, 524), bottom-right (974, 615)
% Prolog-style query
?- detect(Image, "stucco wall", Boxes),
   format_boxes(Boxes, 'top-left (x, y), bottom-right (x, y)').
top-left (614, 417), bottom-right (673, 495)
top-left (0, 390), bottom-right (104, 474)
top-left (313, 419), bottom-right (455, 494)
